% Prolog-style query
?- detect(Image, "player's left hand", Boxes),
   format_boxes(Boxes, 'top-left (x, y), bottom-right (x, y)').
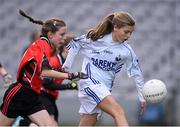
top-left (68, 82), bottom-right (78, 90)
top-left (140, 101), bottom-right (146, 115)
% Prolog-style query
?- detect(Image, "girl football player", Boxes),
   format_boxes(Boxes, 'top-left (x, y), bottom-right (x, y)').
top-left (62, 11), bottom-right (146, 126)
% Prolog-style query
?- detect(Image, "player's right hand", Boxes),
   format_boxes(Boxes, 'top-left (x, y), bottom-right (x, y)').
top-left (140, 101), bottom-right (146, 115)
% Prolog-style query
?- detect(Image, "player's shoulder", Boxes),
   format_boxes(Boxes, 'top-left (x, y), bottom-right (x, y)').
top-left (74, 35), bottom-right (85, 41)
top-left (121, 42), bottom-right (138, 57)
top-left (73, 34), bottom-right (91, 43)
top-left (122, 42), bottom-right (134, 51)
top-left (122, 41), bottom-right (131, 47)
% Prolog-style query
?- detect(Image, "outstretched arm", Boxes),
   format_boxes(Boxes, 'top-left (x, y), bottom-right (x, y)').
top-left (124, 46), bottom-right (146, 114)
top-left (40, 55), bottom-right (88, 81)
top-left (43, 78), bottom-right (77, 90)
top-left (41, 69), bottom-right (88, 81)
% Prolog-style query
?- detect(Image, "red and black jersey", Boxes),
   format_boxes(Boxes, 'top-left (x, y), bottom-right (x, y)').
top-left (43, 53), bottom-right (64, 99)
top-left (17, 37), bottom-right (52, 94)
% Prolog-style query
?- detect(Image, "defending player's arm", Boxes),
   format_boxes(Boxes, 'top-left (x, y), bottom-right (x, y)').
top-left (41, 55), bottom-right (88, 80)
top-left (42, 77), bottom-right (78, 90)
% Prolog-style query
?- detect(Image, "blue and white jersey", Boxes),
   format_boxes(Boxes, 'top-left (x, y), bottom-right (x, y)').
top-left (63, 33), bottom-right (145, 102)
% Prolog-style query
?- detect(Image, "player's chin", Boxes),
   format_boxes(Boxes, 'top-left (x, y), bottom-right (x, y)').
top-left (123, 39), bottom-right (128, 42)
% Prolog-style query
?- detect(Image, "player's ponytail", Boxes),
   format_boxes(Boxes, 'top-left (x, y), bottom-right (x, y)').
top-left (19, 9), bottom-right (66, 37)
top-left (87, 14), bottom-right (114, 41)
top-left (19, 9), bottom-right (66, 56)
top-left (19, 9), bottom-right (44, 25)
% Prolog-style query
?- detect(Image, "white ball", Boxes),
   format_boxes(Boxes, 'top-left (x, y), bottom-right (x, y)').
top-left (142, 79), bottom-right (167, 103)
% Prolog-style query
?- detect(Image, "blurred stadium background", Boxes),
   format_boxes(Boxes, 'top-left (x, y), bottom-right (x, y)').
top-left (0, 0), bottom-right (179, 126)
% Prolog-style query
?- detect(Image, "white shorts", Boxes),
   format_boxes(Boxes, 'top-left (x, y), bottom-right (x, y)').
top-left (78, 84), bottom-right (111, 119)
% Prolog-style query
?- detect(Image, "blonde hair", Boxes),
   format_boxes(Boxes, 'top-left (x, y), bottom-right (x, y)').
top-left (87, 12), bottom-right (135, 41)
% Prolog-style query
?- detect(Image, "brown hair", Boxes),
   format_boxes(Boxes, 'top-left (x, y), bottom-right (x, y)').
top-left (19, 9), bottom-right (66, 37)
top-left (87, 12), bottom-right (135, 41)
top-left (64, 34), bottom-right (76, 45)
top-left (19, 9), bottom-right (66, 56)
